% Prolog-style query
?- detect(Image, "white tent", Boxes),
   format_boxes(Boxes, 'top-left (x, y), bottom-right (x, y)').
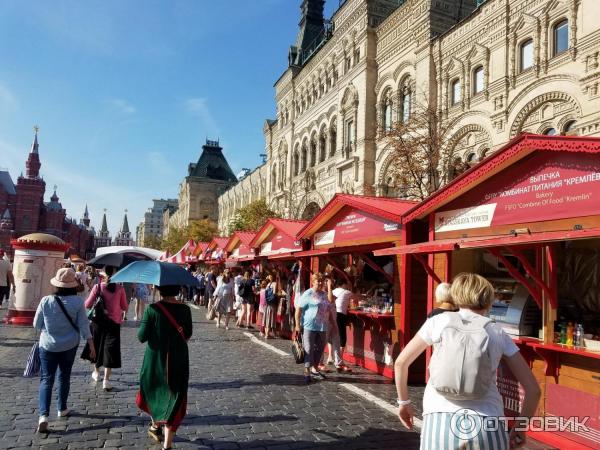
top-left (94, 246), bottom-right (163, 260)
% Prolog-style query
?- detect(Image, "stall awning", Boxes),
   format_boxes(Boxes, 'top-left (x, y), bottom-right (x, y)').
top-left (267, 251), bottom-right (300, 260)
top-left (293, 248), bottom-right (331, 258)
top-left (373, 227), bottom-right (600, 256)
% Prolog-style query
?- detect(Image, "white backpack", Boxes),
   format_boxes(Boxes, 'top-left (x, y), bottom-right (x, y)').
top-left (428, 312), bottom-right (494, 400)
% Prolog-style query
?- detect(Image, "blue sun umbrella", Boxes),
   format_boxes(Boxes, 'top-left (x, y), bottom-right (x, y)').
top-left (110, 261), bottom-right (199, 287)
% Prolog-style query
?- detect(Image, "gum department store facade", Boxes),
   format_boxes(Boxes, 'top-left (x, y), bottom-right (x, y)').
top-left (212, 0), bottom-right (600, 233)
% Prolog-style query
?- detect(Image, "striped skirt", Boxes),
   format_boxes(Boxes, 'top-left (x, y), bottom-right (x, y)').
top-left (420, 412), bottom-right (509, 450)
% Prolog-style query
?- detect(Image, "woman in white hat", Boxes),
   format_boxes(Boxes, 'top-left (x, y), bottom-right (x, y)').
top-left (33, 267), bottom-right (96, 433)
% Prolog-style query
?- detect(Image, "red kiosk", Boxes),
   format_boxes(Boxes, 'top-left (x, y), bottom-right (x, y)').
top-left (295, 194), bottom-right (416, 377)
top-left (224, 231), bottom-right (257, 267)
top-left (376, 134), bottom-right (600, 449)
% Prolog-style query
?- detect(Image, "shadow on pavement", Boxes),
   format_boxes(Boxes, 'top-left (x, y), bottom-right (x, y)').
top-left (185, 413), bottom-right (297, 426)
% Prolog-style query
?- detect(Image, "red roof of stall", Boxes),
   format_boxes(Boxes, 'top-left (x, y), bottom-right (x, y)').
top-left (296, 193), bottom-right (417, 240)
top-left (249, 218), bottom-right (308, 249)
top-left (402, 133), bottom-right (600, 224)
top-left (224, 231), bottom-right (257, 253)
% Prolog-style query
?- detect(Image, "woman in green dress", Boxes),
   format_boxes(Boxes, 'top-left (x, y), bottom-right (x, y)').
top-left (136, 285), bottom-right (193, 450)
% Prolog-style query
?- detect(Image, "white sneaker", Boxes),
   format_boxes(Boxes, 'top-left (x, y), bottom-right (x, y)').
top-left (57, 409), bottom-right (70, 417)
top-left (37, 416), bottom-right (48, 433)
top-left (102, 379), bottom-right (112, 391)
top-left (91, 371), bottom-right (99, 382)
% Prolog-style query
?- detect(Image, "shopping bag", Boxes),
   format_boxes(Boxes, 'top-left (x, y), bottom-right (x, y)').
top-left (205, 298), bottom-right (219, 320)
top-left (291, 332), bottom-right (305, 364)
top-left (24, 341), bottom-right (41, 377)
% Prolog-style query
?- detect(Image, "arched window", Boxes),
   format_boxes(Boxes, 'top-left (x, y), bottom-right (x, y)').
top-left (553, 19), bottom-right (569, 56)
top-left (451, 79), bottom-right (461, 105)
top-left (271, 165), bottom-right (277, 188)
top-left (329, 127), bottom-right (337, 157)
top-left (401, 88), bottom-right (411, 123)
top-left (310, 139), bottom-right (317, 167)
top-left (301, 145), bottom-right (307, 171)
top-left (473, 66), bottom-right (484, 94)
top-left (543, 128), bottom-right (556, 136)
top-left (293, 151), bottom-right (300, 176)
top-left (563, 120), bottom-right (577, 134)
top-left (382, 94), bottom-right (393, 132)
top-left (466, 152), bottom-right (478, 166)
top-left (319, 134), bottom-right (326, 162)
top-left (520, 39), bottom-right (533, 72)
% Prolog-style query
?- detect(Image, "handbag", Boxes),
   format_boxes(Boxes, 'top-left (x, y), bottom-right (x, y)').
top-left (88, 286), bottom-right (109, 325)
top-left (291, 332), bottom-right (305, 364)
top-left (206, 297), bottom-right (220, 320)
top-left (23, 341), bottom-right (40, 377)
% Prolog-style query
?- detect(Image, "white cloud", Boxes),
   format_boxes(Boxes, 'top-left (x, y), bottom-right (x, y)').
top-left (105, 98), bottom-right (136, 115)
top-left (184, 97), bottom-right (219, 136)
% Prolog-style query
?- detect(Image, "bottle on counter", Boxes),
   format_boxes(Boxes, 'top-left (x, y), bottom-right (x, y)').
top-left (559, 323), bottom-right (567, 344)
top-left (574, 323), bottom-right (584, 347)
top-left (566, 322), bottom-right (574, 347)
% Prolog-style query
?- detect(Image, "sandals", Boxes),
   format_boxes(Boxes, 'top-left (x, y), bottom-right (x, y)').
top-left (147, 425), bottom-right (163, 443)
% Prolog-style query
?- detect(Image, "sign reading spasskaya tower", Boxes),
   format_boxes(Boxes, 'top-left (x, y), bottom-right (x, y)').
top-left (435, 151), bottom-right (600, 233)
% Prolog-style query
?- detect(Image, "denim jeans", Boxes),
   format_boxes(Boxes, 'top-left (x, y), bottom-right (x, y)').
top-left (303, 329), bottom-right (326, 369)
top-left (39, 345), bottom-right (78, 417)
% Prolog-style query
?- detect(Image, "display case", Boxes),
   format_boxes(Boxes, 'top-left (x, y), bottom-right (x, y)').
top-left (488, 277), bottom-right (542, 337)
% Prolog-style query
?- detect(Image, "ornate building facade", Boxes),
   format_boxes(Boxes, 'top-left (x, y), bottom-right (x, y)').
top-left (0, 130), bottom-right (95, 258)
top-left (218, 0), bottom-right (600, 232)
top-left (168, 140), bottom-right (237, 234)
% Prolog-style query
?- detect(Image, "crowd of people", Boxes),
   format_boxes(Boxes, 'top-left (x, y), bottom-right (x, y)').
top-left (25, 257), bottom-right (541, 450)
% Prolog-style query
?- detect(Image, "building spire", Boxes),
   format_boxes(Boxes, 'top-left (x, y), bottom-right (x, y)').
top-left (289, 0), bottom-right (325, 66)
top-left (120, 209), bottom-right (130, 234)
top-left (31, 125), bottom-right (39, 154)
top-left (100, 209), bottom-right (108, 233)
top-left (84, 204), bottom-right (89, 218)
top-left (25, 126), bottom-right (42, 179)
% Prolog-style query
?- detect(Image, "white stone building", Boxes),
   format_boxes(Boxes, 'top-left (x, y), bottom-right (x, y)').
top-left (218, 0), bottom-right (600, 232)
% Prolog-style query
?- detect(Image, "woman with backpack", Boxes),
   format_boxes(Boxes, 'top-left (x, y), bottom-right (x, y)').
top-left (394, 273), bottom-right (541, 450)
top-left (236, 270), bottom-right (256, 329)
top-left (84, 265), bottom-right (128, 391)
top-left (263, 274), bottom-right (278, 339)
top-left (136, 284), bottom-right (192, 450)
top-left (213, 268), bottom-right (235, 329)
top-left (33, 268), bottom-right (96, 433)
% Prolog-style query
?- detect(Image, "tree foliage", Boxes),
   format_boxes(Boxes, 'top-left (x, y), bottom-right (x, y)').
top-left (230, 199), bottom-right (280, 232)
top-left (160, 219), bottom-right (218, 254)
top-left (380, 94), bottom-right (470, 200)
top-left (142, 234), bottom-right (163, 250)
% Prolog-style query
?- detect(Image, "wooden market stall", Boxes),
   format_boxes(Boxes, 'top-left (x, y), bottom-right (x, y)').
top-left (295, 194), bottom-right (417, 377)
top-left (376, 134), bottom-right (600, 449)
top-left (249, 218), bottom-right (308, 334)
top-left (224, 231), bottom-right (258, 268)
top-left (203, 236), bottom-right (230, 266)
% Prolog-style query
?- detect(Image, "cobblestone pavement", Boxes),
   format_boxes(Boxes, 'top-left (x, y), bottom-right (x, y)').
top-left (0, 304), bottom-right (557, 450)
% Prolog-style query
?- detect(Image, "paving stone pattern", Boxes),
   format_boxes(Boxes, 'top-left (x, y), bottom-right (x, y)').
top-left (0, 305), bottom-right (557, 450)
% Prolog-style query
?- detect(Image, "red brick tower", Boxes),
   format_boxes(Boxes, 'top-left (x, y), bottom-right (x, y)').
top-left (14, 127), bottom-right (46, 236)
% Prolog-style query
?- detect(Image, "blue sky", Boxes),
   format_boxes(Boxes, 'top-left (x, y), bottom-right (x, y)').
top-left (0, 0), bottom-right (339, 237)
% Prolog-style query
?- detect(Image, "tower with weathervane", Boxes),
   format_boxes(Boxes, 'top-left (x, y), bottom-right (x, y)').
top-left (114, 210), bottom-right (134, 246)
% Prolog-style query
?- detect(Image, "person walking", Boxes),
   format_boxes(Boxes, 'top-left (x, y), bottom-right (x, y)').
top-left (84, 265), bottom-right (128, 391)
top-left (75, 265), bottom-right (91, 299)
top-left (213, 269), bottom-right (235, 329)
top-left (33, 268), bottom-right (96, 433)
top-left (330, 280), bottom-right (353, 373)
top-left (263, 274), bottom-right (278, 339)
top-left (294, 273), bottom-right (334, 384)
top-left (136, 284), bottom-right (192, 450)
top-left (427, 282), bottom-right (458, 318)
top-left (237, 270), bottom-right (256, 328)
top-left (133, 283), bottom-right (150, 321)
top-left (0, 250), bottom-right (15, 309)
top-left (204, 267), bottom-right (218, 309)
top-left (394, 273), bottom-right (541, 450)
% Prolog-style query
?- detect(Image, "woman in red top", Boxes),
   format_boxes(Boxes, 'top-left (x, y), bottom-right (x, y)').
top-left (84, 265), bottom-right (128, 391)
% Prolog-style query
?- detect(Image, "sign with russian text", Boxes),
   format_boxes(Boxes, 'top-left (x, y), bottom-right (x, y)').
top-left (437, 152), bottom-right (600, 232)
top-left (314, 206), bottom-right (401, 247)
top-left (258, 230), bottom-right (301, 255)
